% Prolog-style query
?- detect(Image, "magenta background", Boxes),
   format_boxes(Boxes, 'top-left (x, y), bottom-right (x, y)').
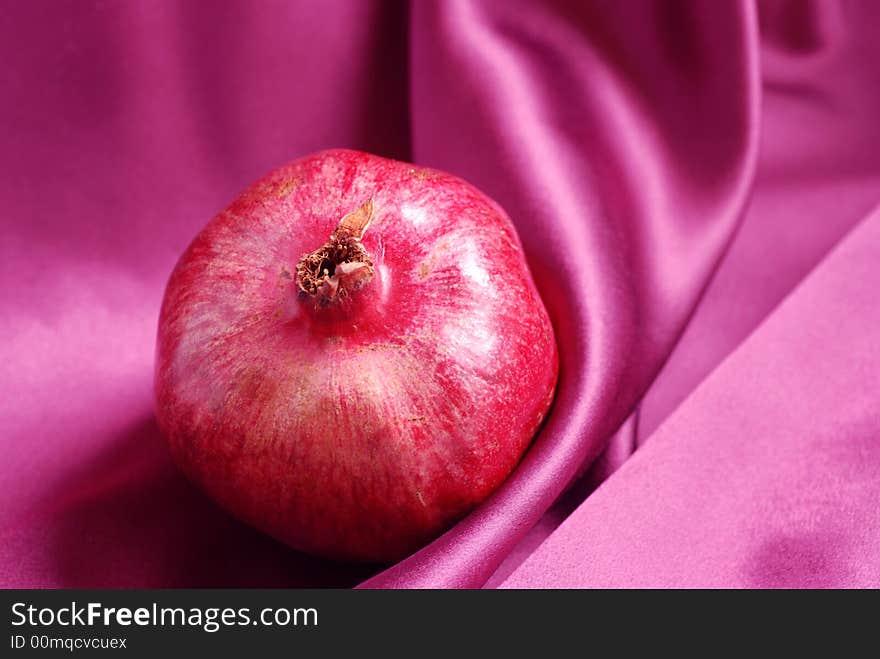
top-left (2, 0), bottom-right (879, 588)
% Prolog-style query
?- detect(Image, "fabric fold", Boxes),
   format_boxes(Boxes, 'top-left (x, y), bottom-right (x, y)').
top-left (362, 0), bottom-right (760, 588)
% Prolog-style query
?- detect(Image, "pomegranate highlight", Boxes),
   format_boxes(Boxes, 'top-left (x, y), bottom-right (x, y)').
top-left (155, 149), bottom-right (558, 562)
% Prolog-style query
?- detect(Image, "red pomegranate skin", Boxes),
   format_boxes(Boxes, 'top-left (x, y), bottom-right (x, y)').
top-left (155, 149), bottom-right (558, 562)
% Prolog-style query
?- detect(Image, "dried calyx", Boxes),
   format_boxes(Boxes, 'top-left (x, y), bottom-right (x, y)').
top-left (296, 199), bottom-right (376, 305)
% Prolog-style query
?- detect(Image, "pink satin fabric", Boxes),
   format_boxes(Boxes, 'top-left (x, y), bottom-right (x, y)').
top-left (2, 0), bottom-right (878, 588)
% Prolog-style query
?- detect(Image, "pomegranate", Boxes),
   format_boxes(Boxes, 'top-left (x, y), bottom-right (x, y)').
top-left (155, 149), bottom-right (558, 562)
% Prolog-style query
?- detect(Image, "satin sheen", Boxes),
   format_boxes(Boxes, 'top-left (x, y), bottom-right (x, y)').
top-left (2, 0), bottom-right (879, 588)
